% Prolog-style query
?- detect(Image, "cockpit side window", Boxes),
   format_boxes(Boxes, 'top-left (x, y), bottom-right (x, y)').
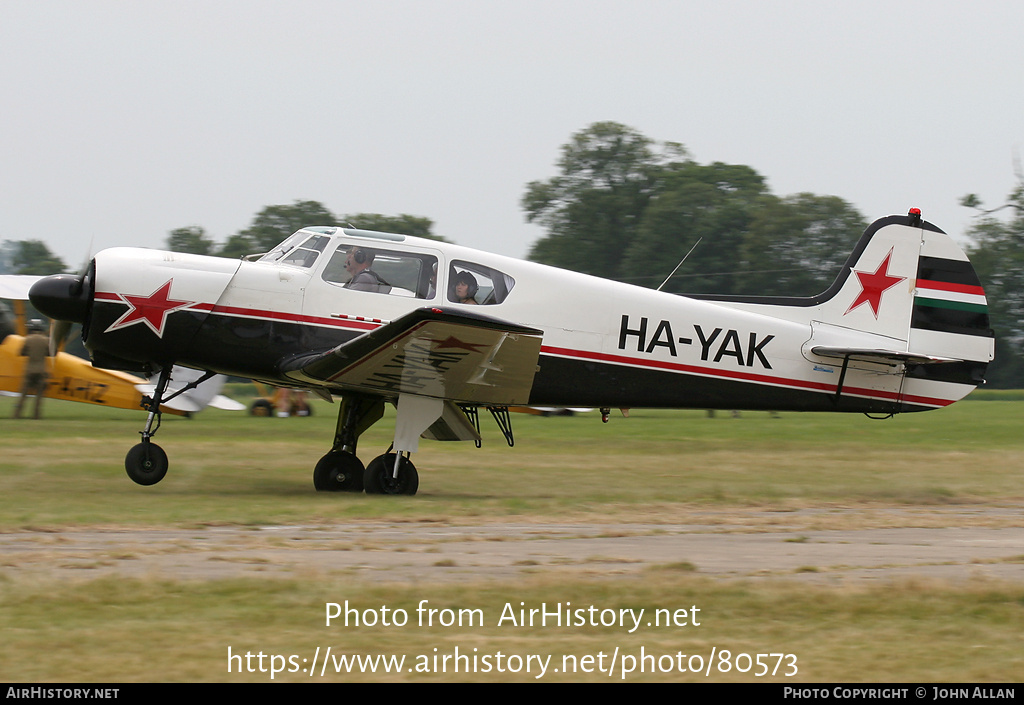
top-left (321, 244), bottom-right (439, 299)
top-left (447, 260), bottom-right (515, 305)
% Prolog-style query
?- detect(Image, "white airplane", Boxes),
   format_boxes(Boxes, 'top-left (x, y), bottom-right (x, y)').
top-left (28, 209), bottom-right (994, 494)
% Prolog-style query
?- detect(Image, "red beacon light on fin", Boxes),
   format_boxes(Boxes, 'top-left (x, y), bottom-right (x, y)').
top-left (908, 207), bottom-right (922, 226)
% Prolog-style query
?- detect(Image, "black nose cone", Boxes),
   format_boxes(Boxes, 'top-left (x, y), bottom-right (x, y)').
top-left (29, 274), bottom-right (90, 324)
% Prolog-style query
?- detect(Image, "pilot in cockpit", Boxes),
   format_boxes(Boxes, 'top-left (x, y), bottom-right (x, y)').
top-left (343, 247), bottom-right (391, 293)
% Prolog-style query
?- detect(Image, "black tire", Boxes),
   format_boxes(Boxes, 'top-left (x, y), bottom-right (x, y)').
top-left (250, 399), bottom-right (273, 417)
top-left (313, 450), bottom-right (365, 492)
top-left (125, 442), bottom-right (168, 486)
top-left (363, 453), bottom-right (418, 495)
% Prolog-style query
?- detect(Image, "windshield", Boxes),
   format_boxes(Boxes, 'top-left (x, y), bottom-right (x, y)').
top-left (259, 233), bottom-right (330, 268)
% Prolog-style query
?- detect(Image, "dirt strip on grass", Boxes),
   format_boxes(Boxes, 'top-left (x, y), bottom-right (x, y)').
top-left (3, 505), bottom-right (1023, 585)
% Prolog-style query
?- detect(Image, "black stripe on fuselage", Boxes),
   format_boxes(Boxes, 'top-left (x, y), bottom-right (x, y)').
top-left (528, 354), bottom-right (929, 414)
top-left (187, 315), bottom-right (363, 380)
top-left (87, 301), bottom-right (363, 380)
top-left (87, 303), bottom-right (950, 413)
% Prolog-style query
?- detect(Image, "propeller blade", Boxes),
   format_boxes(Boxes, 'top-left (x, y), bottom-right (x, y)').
top-left (49, 319), bottom-right (73, 356)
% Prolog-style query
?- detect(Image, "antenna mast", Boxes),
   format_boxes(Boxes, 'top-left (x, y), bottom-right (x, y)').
top-left (656, 238), bottom-right (702, 292)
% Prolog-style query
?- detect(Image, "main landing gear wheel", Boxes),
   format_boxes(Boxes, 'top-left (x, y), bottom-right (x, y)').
top-left (125, 441), bottom-right (169, 486)
top-left (313, 450), bottom-right (365, 492)
top-left (363, 453), bottom-right (419, 496)
top-left (250, 399), bottom-right (273, 417)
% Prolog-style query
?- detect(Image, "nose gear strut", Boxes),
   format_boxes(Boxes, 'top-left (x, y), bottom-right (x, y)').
top-left (123, 365), bottom-right (217, 486)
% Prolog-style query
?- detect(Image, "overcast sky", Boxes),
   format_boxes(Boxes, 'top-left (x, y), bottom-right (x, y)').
top-left (2, 0), bottom-right (1022, 269)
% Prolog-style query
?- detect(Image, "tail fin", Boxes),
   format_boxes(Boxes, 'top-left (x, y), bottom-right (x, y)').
top-left (806, 210), bottom-right (994, 408)
top-left (689, 209), bottom-right (994, 408)
top-left (816, 212), bottom-right (991, 353)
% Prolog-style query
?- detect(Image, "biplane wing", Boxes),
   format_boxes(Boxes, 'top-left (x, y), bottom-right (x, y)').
top-left (0, 275), bottom-right (42, 301)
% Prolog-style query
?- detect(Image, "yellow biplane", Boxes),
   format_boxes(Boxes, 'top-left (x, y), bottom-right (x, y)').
top-left (1, 276), bottom-right (241, 414)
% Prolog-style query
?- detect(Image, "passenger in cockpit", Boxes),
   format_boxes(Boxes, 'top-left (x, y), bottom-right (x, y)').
top-left (452, 271), bottom-right (478, 305)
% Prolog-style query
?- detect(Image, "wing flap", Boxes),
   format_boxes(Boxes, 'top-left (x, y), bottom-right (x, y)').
top-left (281, 307), bottom-right (543, 405)
top-left (422, 400), bottom-right (482, 442)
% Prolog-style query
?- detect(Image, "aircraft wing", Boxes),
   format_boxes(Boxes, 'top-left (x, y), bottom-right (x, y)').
top-left (280, 307), bottom-right (544, 405)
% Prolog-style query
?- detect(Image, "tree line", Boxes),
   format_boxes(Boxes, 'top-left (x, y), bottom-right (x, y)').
top-left (525, 122), bottom-right (1021, 387)
top-left (165, 205), bottom-right (446, 259)
top-left (524, 122), bottom-right (868, 297)
top-left (2, 122), bottom-right (1021, 386)
top-left (0, 206), bottom-right (443, 275)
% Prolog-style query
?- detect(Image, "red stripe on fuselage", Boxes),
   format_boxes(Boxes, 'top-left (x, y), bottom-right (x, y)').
top-left (95, 292), bottom-right (380, 332)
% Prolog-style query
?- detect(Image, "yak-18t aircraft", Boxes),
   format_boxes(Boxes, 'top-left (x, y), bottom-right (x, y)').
top-left (29, 209), bottom-right (994, 494)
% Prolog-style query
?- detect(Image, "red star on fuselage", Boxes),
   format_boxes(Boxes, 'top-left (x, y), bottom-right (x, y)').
top-left (845, 248), bottom-right (906, 319)
top-left (105, 279), bottom-right (195, 337)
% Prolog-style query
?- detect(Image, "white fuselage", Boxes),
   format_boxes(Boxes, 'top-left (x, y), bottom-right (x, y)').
top-left (83, 220), bottom-right (990, 413)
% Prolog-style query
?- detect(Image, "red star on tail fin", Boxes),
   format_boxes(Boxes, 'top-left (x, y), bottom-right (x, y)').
top-left (845, 248), bottom-right (906, 319)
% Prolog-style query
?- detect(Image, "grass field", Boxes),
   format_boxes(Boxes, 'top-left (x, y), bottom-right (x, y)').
top-left (1, 392), bottom-right (1022, 682)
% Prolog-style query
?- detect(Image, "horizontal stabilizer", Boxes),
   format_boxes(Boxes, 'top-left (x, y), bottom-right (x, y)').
top-left (810, 346), bottom-right (961, 366)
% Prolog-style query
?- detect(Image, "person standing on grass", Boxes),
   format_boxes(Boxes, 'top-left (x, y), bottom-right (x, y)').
top-left (14, 319), bottom-right (50, 420)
